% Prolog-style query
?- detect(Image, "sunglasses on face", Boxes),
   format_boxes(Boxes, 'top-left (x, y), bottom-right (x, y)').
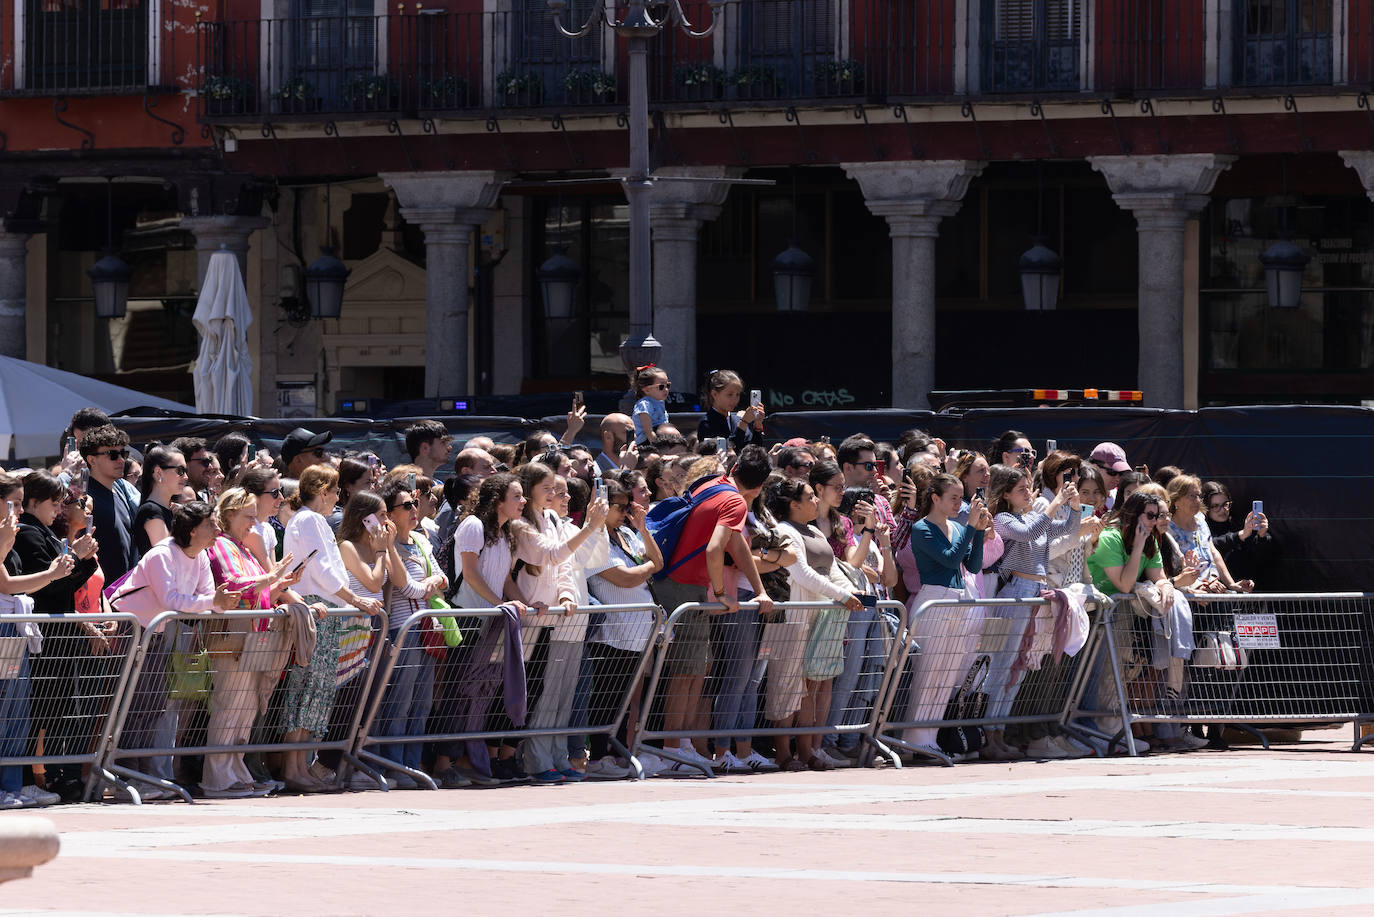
top-left (97, 449), bottom-right (129, 460)
top-left (393, 500), bottom-right (419, 511)
top-left (1143, 512), bottom-right (1160, 521)
top-left (653, 382), bottom-right (671, 390)
top-left (1010, 446), bottom-right (1036, 455)
top-left (853, 461), bottom-right (877, 471)
top-left (1093, 462), bottom-right (1121, 476)
top-left (791, 461), bottom-right (815, 471)
top-left (256, 487), bottom-right (284, 498)
top-left (160, 465), bottom-right (188, 477)
top-left (191, 457), bottom-right (214, 467)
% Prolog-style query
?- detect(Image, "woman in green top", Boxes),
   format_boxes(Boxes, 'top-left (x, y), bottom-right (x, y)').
top-left (1087, 491), bottom-right (1176, 604)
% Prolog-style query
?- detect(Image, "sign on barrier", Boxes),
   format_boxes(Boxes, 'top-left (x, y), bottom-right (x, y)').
top-left (101, 607), bottom-right (389, 803)
top-left (631, 600), bottom-right (907, 777)
top-left (0, 612), bottom-right (144, 802)
top-left (1088, 592), bottom-right (1374, 756)
top-left (872, 595), bottom-right (1110, 766)
top-left (352, 604), bottom-right (664, 787)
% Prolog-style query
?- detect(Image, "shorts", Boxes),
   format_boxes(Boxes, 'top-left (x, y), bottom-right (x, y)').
top-left (651, 578), bottom-right (710, 678)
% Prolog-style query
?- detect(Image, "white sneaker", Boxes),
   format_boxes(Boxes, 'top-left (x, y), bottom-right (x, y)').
top-left (669, 744), bottom-right (716, 771)
top-left (1179, 732), bottom-right (1210, 750)
top-left (0, 792), bottom-right (28, 810)
top-left (819, 746), bottom-right (853, 768)
top-left (307, 761), bottom-right (337, 783)
top-left (738, 751), bottom-right (779, 773)
top-left (135, 784), bottom-right (173, 801)
top-left (19, 784), bottom-right (60, 807)
top-left (1025, 736), bottom-right (1070, 759)
top-left (1052, 735), bottom-right (1092, 758)
top-left (200, 783), bottom-right (253, 799)
top-left (636, 752), bottom-right (669, 777)
top-left (584, 757), bottom-right (631, 780)
top-left (713, 751), bottom-right (746, 773)
top-left (347, 772), bottom-right (386, 791)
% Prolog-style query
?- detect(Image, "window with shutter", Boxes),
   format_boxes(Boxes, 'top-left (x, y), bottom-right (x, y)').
top-left (1238, 0), bottom-right (1333, 85)
top-left (289, 0), bottom-right (378, 107)
top-left (23, 0), bottom-right (150, 92)
top-left (741, 0), bottom-right (834, 93)
top-left (983, 0), bottom-right (1081, 92)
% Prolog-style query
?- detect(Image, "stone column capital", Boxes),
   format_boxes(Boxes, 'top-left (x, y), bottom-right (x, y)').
top-left (1339, 150), bottom-right (1374, 201)
top-left (180, 215), bottom-right (270, 250)
top-left (843, 160), bottom-right (986, 207)
top-left (1089, 154), bottom-right (1235, 199)
top-left (400, 208), bottom-right (487, 242)
top-left (381, 170), bottom-right (512, 212)
top-left (647, 166), bottom-right (745, 207)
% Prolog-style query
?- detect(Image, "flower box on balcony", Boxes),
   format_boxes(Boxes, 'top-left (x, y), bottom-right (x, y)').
top-left (346, 74), bottom-right (398, 113)
top-left (497, 69), bottom-right (544, 107)
top-left (563, 69), bottom-right (617, 105)
top-left (729, 65), bottom-right (780, 101)
top-left (811, 59), bottom-right (865, 97)
top-left (201, 75), bottom-right (256, 116)
top-left (273, 76), bottom-right (321, 114)
top-left (419, 74), bottom-right (470, 109)
top-left (673, 62), bottom-right (725, 102)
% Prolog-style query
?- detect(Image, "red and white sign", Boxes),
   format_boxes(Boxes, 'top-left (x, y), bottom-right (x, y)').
top-left (1234, 614), bottom-right (1280, 649)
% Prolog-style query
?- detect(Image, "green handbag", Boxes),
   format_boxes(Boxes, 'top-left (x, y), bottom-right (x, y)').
top-left (167, 645), bottom-right (212, 702)
top-left (413, 533), bottom-right (462, 648)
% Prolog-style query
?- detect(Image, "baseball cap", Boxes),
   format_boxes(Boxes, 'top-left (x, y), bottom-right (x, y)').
top-left (281, 427), bottom-right (333, 465)
top-left (782, 437), bottom-right (810, 448)
top-left (1090, 442), bottom-right (1130, 473)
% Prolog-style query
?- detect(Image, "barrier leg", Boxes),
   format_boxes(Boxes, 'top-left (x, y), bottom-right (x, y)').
top-left (1100, 609), bottom-right (1138, 757)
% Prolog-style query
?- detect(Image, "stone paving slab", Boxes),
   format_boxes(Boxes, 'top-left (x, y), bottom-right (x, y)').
top-left (2, 737), bottom-right (1372, 916)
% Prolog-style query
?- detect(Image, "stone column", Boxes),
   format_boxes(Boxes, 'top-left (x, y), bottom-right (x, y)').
top-left (844, 161), bottom-right (985, 410)
top-left (0, 231), bottom-right (30, 359)
top-left (1089, 154), bottom-right (1235, 409)
top-left (181, 215), bottom-right (270, 287)
top-left (381, 171), bottom-right (511, 399)
top-left (649, 166), bottom-right (742, 390)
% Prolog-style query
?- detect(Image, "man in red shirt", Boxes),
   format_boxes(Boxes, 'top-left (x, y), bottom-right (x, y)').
top-left (649, 446), bottom-right (774, 772)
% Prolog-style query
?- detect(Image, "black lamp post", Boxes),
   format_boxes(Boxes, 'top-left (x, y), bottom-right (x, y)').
top-left (88, 179), bottom-right (130, 319)
top-left (537, 244), bottom-right (581, 319)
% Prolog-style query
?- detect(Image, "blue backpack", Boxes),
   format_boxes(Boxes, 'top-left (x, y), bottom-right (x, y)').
top-left (645, 478), bottom-right (739, 581)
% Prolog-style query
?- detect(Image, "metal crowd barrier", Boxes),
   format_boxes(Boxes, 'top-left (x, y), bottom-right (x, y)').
top-left (1087, 592), bottom-right (1374, 756)
top-left (100, 607), bottom-right (390, 803)
top-left (632, 600), bottom-right (908, 777)
top-left (352, 604), bottom-right (663, 787)
top-left (872, 595), bottom-right (1110, 766)
top-left (0, 612), bottom-right (144, 802)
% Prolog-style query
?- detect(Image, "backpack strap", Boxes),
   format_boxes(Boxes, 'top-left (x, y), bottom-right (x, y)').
top-left (658, 482), bottom-right (739, 578)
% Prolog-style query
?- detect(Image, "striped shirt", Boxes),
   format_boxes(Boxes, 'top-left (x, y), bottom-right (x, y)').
top-left (993, 509), bottom-right (1080, 577)
top-left (386, 538), bottom-right (431, 633)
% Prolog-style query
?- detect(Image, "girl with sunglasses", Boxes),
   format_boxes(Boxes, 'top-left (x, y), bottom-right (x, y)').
top-left (134, 445), bottom-right (187, 557)
top-left (631, 366), bottom-right (672, 446)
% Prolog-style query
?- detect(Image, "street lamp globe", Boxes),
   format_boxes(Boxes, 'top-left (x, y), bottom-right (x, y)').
top-left (88, 251), bottom-right (131, 320)
top-left (537, 244), bottom-right (581, 319)
top-left (772, 241), bottom-right (814, 312)
top-left (1260, 234), bottom-right (1308, 309)
top-left (305, 247), bottom-right (350, 319)
top-left (1019, 237), bottom-right (1062, 312)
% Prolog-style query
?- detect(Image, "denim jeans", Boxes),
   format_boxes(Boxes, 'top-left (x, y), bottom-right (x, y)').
top-left (0, 631), bottom-right (30, 795)
top-left (376, 628), bottom-right (436, 770)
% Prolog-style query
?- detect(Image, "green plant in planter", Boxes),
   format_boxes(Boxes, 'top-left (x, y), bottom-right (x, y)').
top-left (729, 64), bottom-right (777, 88)
top-left (201, 75), bottom-right (252, 101)
top-left (563, 68), bottom-right (617, 99)
top-left (420, 74), bottom-right (469, 106)
top-left (275, 74), bottom-right (316, 103)
top-left (812, 58), bottom-right (865, 90)
top-left (346, 74), bottom-right (396, 108)
top-left (673, 61), bottom-right (725, 88)
top-left (496, 68), bottom-right (543, 97)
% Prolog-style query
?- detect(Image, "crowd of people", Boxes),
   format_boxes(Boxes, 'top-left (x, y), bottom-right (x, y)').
top-left (0, 370), bottom-right (1279, 808)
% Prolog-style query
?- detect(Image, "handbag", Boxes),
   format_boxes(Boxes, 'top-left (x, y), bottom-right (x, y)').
top-left (1193, 631), bottom-right (1248, 671)
top-left (240, 619), bottom-right (293, 673)
top-left (937, 656), bottom-right (990, 757)
top-left (413, 533), bottom-right (462, 649)
top-left (0, 636), bottom-right (27, 681)
top-left (167, 642), bottom-right (212, 701)
top-left (420, 619), bottom-right (448, 660)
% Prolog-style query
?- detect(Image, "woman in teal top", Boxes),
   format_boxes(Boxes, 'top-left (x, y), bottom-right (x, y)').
top-left (900, 474), bottom-right (990, 756)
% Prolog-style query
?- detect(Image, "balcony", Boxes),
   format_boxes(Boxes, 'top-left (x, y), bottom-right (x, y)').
top-left (195, 2), bottom-right (1374, 121)
top-left (1, 0), bottom-right (176, 96)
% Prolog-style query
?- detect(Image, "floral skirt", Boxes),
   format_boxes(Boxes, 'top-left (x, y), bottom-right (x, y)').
top-left (283, 598), bottom-right (343, 739)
